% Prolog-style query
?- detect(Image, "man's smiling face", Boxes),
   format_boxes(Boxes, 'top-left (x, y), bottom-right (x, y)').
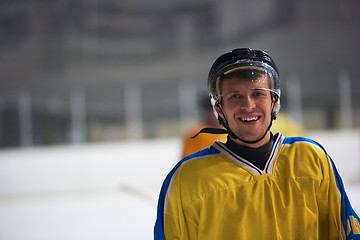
top-left (217, 73), bottom-right (276, 147)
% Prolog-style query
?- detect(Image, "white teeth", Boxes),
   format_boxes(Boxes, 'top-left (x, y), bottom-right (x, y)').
top-left (241, 116), bottom-right (259, 122)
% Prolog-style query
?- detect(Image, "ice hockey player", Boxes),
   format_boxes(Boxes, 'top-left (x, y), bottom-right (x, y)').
top-left (154, 48), bottom-right (360, 239)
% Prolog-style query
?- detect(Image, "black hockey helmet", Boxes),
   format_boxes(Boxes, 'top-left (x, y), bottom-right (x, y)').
top-left (208, 48), bottom-right (280, 112)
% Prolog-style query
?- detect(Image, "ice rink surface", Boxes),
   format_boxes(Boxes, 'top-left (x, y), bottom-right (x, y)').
top-left (0, 131), bottom-right (360, 240)
top-left (0, 189), bottom-right (157, 240)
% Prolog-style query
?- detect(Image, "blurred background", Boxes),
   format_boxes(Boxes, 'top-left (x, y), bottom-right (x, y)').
top-left (1, 0), bottom-right (360, 146)
top-left (0, 0), bottom-right (360, 239)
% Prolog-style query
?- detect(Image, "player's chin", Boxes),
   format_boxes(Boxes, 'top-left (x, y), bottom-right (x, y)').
top-left (237, 128), bottom-right (265, 141)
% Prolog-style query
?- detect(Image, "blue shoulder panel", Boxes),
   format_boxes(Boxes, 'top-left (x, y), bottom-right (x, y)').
top-left (154, 146), bottom-right (221, 239)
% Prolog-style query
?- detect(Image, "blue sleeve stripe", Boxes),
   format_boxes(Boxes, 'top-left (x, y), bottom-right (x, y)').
top-left (154, 147), bottom-right (221, 239)
top-left (326, 150), bottom-right (360, 238)
top-left (284, 137), bottom-right (360, 238)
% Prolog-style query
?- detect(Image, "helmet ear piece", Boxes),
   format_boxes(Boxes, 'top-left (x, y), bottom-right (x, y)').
top-left (210, 97), bottom-right (228, 127)
top-left (210, 96), bottom-right (219, 120)
top-left (272, 94), bottom-right (280, 120)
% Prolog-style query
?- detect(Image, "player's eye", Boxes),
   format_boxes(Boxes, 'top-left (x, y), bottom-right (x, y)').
top-left (228, 94), bottom-right (241, 101)
top-left (252, 91), bottom-right (266, 98)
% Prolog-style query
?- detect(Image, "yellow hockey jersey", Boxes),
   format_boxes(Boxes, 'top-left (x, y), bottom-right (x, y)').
top-left (154, 133), bottom-right (360, 239)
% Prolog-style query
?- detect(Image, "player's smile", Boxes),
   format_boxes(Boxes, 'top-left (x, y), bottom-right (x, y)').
top-left (237, 115), bottom-right (261, 124)
top-left (233, 111), bottom-right (265, 134)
